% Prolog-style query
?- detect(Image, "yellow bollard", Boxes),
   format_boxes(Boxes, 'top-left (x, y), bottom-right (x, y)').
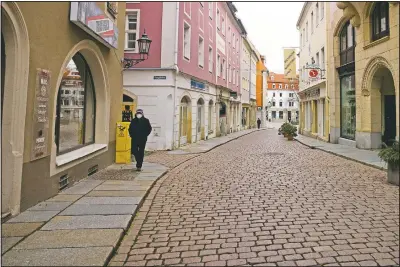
top-left (115, 121), bottom-right (132, 164)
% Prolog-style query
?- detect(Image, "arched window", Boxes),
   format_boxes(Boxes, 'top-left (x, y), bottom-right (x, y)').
top-left (339, 21), bottom-right (355, 66)
top-left (55, 53), bottom-right (96, 154)
top-left (371, 2), bottom-right (389, 41)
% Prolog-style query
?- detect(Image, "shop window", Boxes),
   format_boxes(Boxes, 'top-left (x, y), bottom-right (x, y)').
top-left (340, 21), bottom-right (355, 66)
top-left (55, 53), bottom-right (96, 155)
top-left (125, 11), bottom-right (140, 52)
top-left (371, 2), bottom-right (389, 41)
top-left (340, 74), bottom-right (356, 140)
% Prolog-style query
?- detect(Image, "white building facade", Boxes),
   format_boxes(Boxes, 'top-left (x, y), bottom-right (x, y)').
top-left (297, 2), bottom-right (329, 140)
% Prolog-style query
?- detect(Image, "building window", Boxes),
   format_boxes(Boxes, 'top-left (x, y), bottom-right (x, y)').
top-left (222, 59), bottom-right (225, 79)
top-left (272, 102), bottom-right (276, 107)
top-left (285, 84), bottom-right (288, 89)
top-left (232, 33), bottom-right (235, 48)
top-left (316, 3), bottom-right (319, 25)
top-left (321, 2), bottom-right (324, 19)
top-left (280, 93), bottom-right (282, 97)
top-left (371, 2), bottom-right (389, 41)
top-left (183, 22), bottom-right (191, 60)
top-left (306, 22), bottom-right (308, 41)
top-left (279, 84), bottom-right (282, 89)
top-left (289, 102), bottom-right (294, 107)
top-left (199, 10), bottom-right (204, 31)
top-left (209, 2), bottom-right (213, 19)
top-left (221, 16), bottom-right (225, 35)
top-left (217, 54), bottom-right (221, 76)
top-left (340, 21), bottom-right (355, 66)
top-left (125, 11), bottom-right (140, 52)
top-left (198, 36), bottom-right (204, 67)
top-left (273, 92), bottom-right (275, 97)
top-left (311, 12), bottom-right (314, 33)
top-left (321, 47), bottom-right (325, 67)
top-left (217, 9), bottom-right (220, 30)
top-left (184, 2), bottom-right (191, 17)
top-left (279, 111), bottom-right (283, 118)
top-left (291, 84), bottom-right (295, 89)
top-left (316, 52), bottom-right (320, 67)
top-left (272, 83), bottom-right (276, 89)
top-left (208, 46), bottom-right (213, 72)
top-left (56, 53), bottom-right (96, 155)
top-left (289, 93), bottom-right (293, 97)
top-left (340, 74), bottom-right (356, 140)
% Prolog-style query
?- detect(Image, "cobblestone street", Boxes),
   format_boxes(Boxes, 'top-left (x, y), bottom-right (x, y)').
top-left (112, 130), bottom-right (399, 267)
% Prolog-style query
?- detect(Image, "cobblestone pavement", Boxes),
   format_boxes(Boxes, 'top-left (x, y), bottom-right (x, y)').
top-left (111, 130), bottom-right (399, 267)
top-left (145, 151), bottom-right (199, 169)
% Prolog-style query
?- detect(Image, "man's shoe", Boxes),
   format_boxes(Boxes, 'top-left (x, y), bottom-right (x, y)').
top-left (136, 168), bottom-right (142, 172)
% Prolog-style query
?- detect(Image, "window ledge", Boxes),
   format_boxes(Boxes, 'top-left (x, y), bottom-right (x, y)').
top-left (56, 144), bottom-right (107, 167)
top-left (363, 36), bottom-right (390, 50)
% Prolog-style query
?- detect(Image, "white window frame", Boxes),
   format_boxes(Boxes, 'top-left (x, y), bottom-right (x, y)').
top-left (183, 21), bottom-right (191, 61)
top-left (217, 54), bottom-right (221, 76)
top-left (279, 84), bottom-right (282, 89)
top-left (209, 2), bottom-right (213, 19)
top-left (222, 59), bottom-right (226, 80)
top-left (184, 2), bottom-right (191, 18)
top-left (125, 10), bottom-right (140, 52)
top-left (321, 2), bottom-right (324, 20)
top-left (209, 24), bottom-right (213, 42)
top-left (198, 35), bottom-right (204, 68)
top-left (217, 8), bottom-right (220, 30)
top-left (311, 12), bottom-right (314, 34)
top-left (199, 10), bottom-right (204, 32)
top-left (208, 46), bottom-right (213, 73)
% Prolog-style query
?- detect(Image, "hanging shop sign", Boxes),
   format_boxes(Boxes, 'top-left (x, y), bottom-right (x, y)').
top-left (70, 2), bottom-right (118, 49)
top-left (283, 48), bottom-right (297, 79)
top-left (31, 69), bottom-right (51, 161)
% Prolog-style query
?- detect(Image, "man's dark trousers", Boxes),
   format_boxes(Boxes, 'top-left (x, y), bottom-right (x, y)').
top-left (132, 141), bottom-right (146, 168)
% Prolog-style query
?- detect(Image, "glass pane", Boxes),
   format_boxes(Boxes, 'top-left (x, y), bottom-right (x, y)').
top-left (340, 31), bottom-right (347, 51)
top-left (340, 75), bottom-right (356, 140)
top-left (374, 13), bottom-right (380, 34)
top-left (347, 24), bottom-right (353, 48)
top-left (128, 22), bottom-right (137, 30)
top-left (128, 33), bottom-right (136, 42)
top-left (58, 54), bottom-right (87, 152)
top-left (128, 41), bottom-right (136, 49)
top-left (380, 5), bottom-right (387, 32)
top-left (85, 74), bottom-right (95, 144)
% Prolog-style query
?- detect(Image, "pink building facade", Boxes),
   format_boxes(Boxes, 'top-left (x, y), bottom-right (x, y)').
top-left (123, 2), bottom-right (246, 151)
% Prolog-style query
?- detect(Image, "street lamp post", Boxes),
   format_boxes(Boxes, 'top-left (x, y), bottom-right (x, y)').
top-left (123, 30), bottom-right (152, 69)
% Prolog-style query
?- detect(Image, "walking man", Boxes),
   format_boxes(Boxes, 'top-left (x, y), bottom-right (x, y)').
top-left (257, 118), bottom-right (261, 129)
top-left (129, 109), bottom-right (152, 171)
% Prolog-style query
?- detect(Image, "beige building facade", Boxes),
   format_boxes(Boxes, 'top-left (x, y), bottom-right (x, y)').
top-left (297, 2), bottom-right (330, 141)
top-left (327, 2), bottom-right (399, 149)
top-left (1, 2), bottom-right (125, 217)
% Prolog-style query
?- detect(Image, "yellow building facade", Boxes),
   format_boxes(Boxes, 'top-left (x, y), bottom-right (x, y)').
top-left (1, 2), bottom-right (125, 216)
top-left (327, 2), bottom-right (399, 149)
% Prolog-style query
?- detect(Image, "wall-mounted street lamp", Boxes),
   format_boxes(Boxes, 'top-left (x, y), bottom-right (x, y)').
top-left (123, 30), bottom-right (152, 69)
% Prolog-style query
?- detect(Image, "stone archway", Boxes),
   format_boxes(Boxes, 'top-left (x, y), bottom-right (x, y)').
top-left (1, 3), bottom-right (30, 216)
top-left (179, 95), bottom-right (192, 146)
top-left (358, 56), bottom-right (398, 148)
top-left (196, 98), bottom-right (205, 142)
top-left (50, 39), bottom-right (111, 176)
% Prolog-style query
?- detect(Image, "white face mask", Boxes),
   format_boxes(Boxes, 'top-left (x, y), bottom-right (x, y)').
top-left (136, 114), bottom-right (143, 119)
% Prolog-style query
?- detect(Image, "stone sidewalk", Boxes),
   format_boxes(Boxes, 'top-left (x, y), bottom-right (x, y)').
top-left (295, 134), bottom-right (387, 170)
top-left (1, 162), bottom-right (168, 266)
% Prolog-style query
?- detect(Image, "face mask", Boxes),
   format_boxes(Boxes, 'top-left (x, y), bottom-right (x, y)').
top-left (136, 114), bottom-right (143, 119)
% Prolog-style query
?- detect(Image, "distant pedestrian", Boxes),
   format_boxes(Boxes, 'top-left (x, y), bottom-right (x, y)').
top-left (129, 109), bottom-right (152, 171)
top-left (257, 118), bottom-right (261, 129)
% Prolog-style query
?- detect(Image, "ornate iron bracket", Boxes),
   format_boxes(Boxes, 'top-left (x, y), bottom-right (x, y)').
top-left (123, 55), bottom-right (147, 69)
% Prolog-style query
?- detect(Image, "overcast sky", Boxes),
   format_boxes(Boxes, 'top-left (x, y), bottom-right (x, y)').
top-left (235, 2), bottom-right (304, 74)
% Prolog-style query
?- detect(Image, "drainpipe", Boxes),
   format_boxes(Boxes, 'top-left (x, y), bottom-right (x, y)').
top-left (172, 2), bottom-right (179, 150)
